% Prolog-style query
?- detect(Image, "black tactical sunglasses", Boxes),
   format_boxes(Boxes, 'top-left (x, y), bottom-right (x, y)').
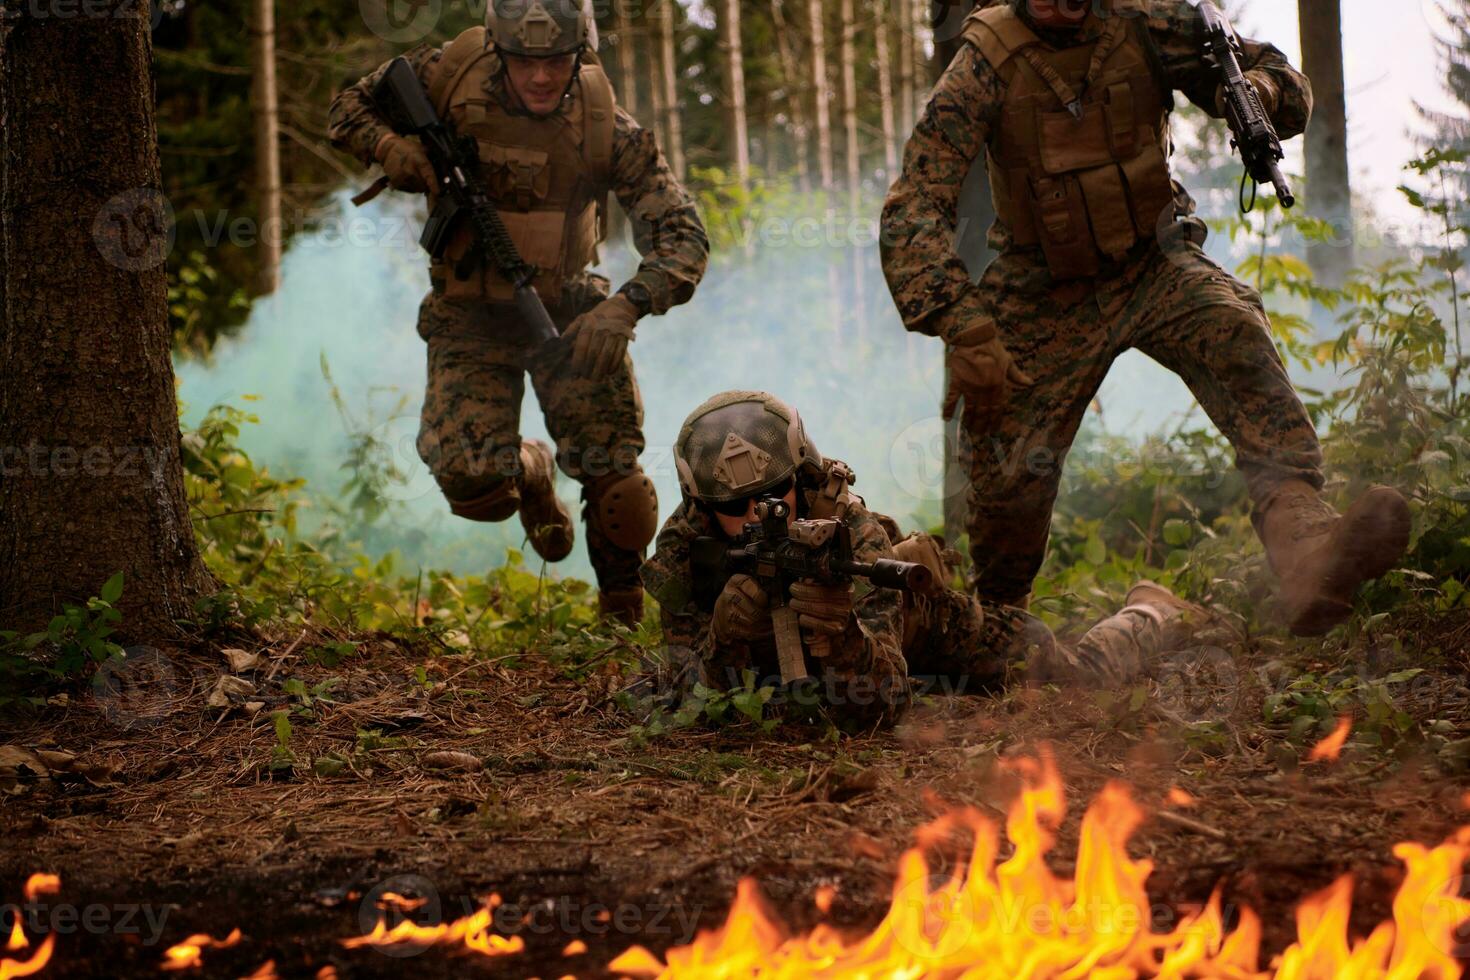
top-left (707, 476), bottom-right (796, 518)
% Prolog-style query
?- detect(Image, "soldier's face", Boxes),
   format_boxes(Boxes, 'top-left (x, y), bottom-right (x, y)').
top-left (1024, 0), bottom-right (1091, 28)
top-left (503, 52), bottom-right (578, 115)
top-left (714, 484), bottom-right (799, 538)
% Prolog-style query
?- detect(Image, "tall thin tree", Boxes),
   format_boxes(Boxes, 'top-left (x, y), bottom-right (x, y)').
top-left (770, 0), bottom-right (812, 191)
top-left (898, 0), bottom-right (916, 136)
top-left (874, 0), bottom-right (898, 175)
top-left (0, 4), bottom-right (214, 636)
top-left (658, 0), bottom-right (686, 179)
top-left (809, 0), bottom-right (835, 189)
top-left (251, 0), bottom-right (282, 294)
top-left (1298, 0), bottom-right (1354, 287)
top-left (840, 0), bottom-right (861, 212)
top-left (720, 0), bottom-right (751, 186)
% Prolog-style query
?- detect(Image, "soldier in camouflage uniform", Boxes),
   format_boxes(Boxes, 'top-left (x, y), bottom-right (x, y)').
top-left (633, 391), bottom-right (1208, 729)
top-left (881, 0), bottom-right (1410, 637)
top-left (329, 0), bottom-right (708, 623)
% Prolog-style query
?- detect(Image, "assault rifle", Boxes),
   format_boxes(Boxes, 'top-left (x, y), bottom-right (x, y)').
top-left (1198, 1), bottom-right (1295, 213)
top-left (692, 498), bottom-right (935, 687)
top-left (370, 57), bottom-right (560, 344)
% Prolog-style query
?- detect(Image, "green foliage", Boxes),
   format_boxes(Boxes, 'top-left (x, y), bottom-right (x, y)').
top-left (0, 574), bottom-right (126, 701)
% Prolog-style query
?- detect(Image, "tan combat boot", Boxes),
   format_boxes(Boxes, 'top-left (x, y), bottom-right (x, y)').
top-left (1069, 581), bottom-right (1211, 685)
top-left (599, 587), bottom-right (645, 628)
top-left (517, 440), bottom-right (575, 562)
top-left (1255, 481), bottom-right (1410, 637)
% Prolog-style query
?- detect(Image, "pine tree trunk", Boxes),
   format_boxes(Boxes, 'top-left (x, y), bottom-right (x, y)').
top-left (809, 0), bottom-right (835, 189)
top-left (251, 0), bottom-right (282, 295)
top-left (897, 0), bottom-right (915, 136)
top-left (769, 0), bottom-right (811, 191)
top-left (613, 0), bottom-right (641, 119)
top-left (720, 0), bottom-right (750, 186)
top-left (0, 6), bottom-right (215, 637)
top-left (1298, 0), bottom-right (1354, 288)
top-left (873, 0), bottom-right (898, 176)
top-left (658, 0), bottom-right (686, 180)
top-left (645, 11), bottom-right (668, 149)
top-left (840, 0), bottom-right (860, 214)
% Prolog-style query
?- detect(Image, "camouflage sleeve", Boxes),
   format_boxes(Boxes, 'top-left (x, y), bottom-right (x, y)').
top-left (327, 44), bottom-right (445, 167)
top-left (879, 43), bottom-right (1005, 336)
top-left (1146, 0), bottom-right (1313, 140)
top-left (611, 107), bottom-right (710, 317)
top-left (817, 507), bottom-right (910, 728)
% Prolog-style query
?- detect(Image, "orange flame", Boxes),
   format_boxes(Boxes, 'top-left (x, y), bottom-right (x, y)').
top-left (610, 749), bottom-right (1470, 979)
top-left (1166, 787), bottom-right (1197, 808)
top-left (1307, 715), bottom-right (1353, 762)
top-left (2, 875), bottom-right (60, 980)
top-left (341, 893), bottom-right (525, 959)
top-left (239, 960), bottom-right (278, 980)
top-left (160, 927), bottom-right (242, 971)
top-left (563, 939), bottom-right (588, 956)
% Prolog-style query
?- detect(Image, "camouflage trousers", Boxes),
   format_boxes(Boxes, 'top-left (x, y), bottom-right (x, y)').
top-left (414, 281), bottom-right (647, 591)
top-left (907, 593), bottom-right (1183, 691)
top-left (964, 240), bottom-right (1323, 605)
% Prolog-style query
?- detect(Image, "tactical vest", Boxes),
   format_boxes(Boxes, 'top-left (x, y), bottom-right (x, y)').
top-left (963, 5), bottom-right (1178, 280)
top-left (426, 27), bottom-right (616, 306)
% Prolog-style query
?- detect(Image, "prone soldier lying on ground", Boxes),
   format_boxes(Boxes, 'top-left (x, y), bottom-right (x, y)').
top-left (627, 391), bottom-right (1217, 729)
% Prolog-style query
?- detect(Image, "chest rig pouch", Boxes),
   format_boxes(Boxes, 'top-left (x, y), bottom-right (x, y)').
top-left (963, 5), bottom-right (1178, 280)
top-left (425, 27), bottom-right (616, 307)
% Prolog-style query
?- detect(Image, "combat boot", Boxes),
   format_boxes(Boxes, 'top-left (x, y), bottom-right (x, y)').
top-left (1255, 481), bottom-right (1410, 637)
top-left (517, 440), bottom-right (575, 562)
top-left (599, 587), bottom-right (645, 628)
top-left (1067, 581), bottom-right (1212, 684)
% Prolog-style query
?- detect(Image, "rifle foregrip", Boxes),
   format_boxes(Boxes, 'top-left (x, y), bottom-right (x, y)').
top-left (866, 559), bottom-right (934, 594)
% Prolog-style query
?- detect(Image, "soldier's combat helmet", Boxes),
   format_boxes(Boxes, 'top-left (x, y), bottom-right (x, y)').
top-left (486, 0), bottom-right (598, 57)
top-left (674, 391), bottom-right (824, 505)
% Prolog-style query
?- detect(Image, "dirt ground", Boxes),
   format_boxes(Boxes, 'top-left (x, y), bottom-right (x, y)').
top-left (4, 613), bottom-right (1470, 978)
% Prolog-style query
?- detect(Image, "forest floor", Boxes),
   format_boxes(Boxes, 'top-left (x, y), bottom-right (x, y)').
top-left (4, 609), bottom-right (1470, 979)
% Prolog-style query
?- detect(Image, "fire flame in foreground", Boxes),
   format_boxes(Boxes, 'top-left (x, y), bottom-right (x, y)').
top-left (341, 892), bottom-right (525, 958)
top-left (612, 750), bottom-right (1470, 979)
top-left (159, 927), bottom-right (242, 971)
top-left (1, 874), bottom-right (59, 980)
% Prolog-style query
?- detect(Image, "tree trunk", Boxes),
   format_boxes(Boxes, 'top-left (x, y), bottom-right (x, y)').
top-left (0, 6), bottom-right (214, 637)
top-left (720, 0), bottom-right (751, 186)
top-left (840, 0), bottom-right (860, 213)
top-left (251, 0), bottom-right (282, 295)
top-left (1298, 0), bottom-right (1354, 288)
top-left (645, 10), bottom-right (668, 149)
top-left (658, 0), bottom-right (686, 180)
top-left (873, 0), bottom-right (898, 176)
top-left (898, 0), bottom-right (916, 137)
top-left (769, 0), bottom-right (812, 191)
top-left (809, 0), bottom-right (835, 189)
top-left (613, 0), bottom-right (641, 119)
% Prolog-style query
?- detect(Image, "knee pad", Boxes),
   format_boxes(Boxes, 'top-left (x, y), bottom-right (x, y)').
top-left (589, 469), bottom-right (659, 552)
top-left (446, 480), bottom-right (520, 523)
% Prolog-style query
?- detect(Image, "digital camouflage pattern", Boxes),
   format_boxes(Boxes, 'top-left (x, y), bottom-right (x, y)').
top-left (329, 43), bottom-right (708, 317)
top-left (329, 39), bottom-right (707, 593)
top-left (414, 284), bottom-right (647, 591)
top-left (880, 0), bottom-right (1321, 605)
top-left (637, 486), bottom-right (1050, 728)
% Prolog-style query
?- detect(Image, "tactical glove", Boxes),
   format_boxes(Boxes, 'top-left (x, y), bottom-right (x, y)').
top-left (712, 574), bottom-right (773, 643)
top-left (787, 579), bottom-right (855, 637)
top-left (562, 294), bottom-right (639, 380)
top-left (1214, 71), bottom-right (1280, 118)
top-left (942, 320), bottom-right (1034, 431)
top-left (375, 134), bottom-right (439, 199)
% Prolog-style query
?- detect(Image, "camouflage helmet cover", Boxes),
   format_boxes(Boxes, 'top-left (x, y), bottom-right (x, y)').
top-left (675, 391), bottom-right (824, 504)
top-left (486, 0), bottom-right (597, 57)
